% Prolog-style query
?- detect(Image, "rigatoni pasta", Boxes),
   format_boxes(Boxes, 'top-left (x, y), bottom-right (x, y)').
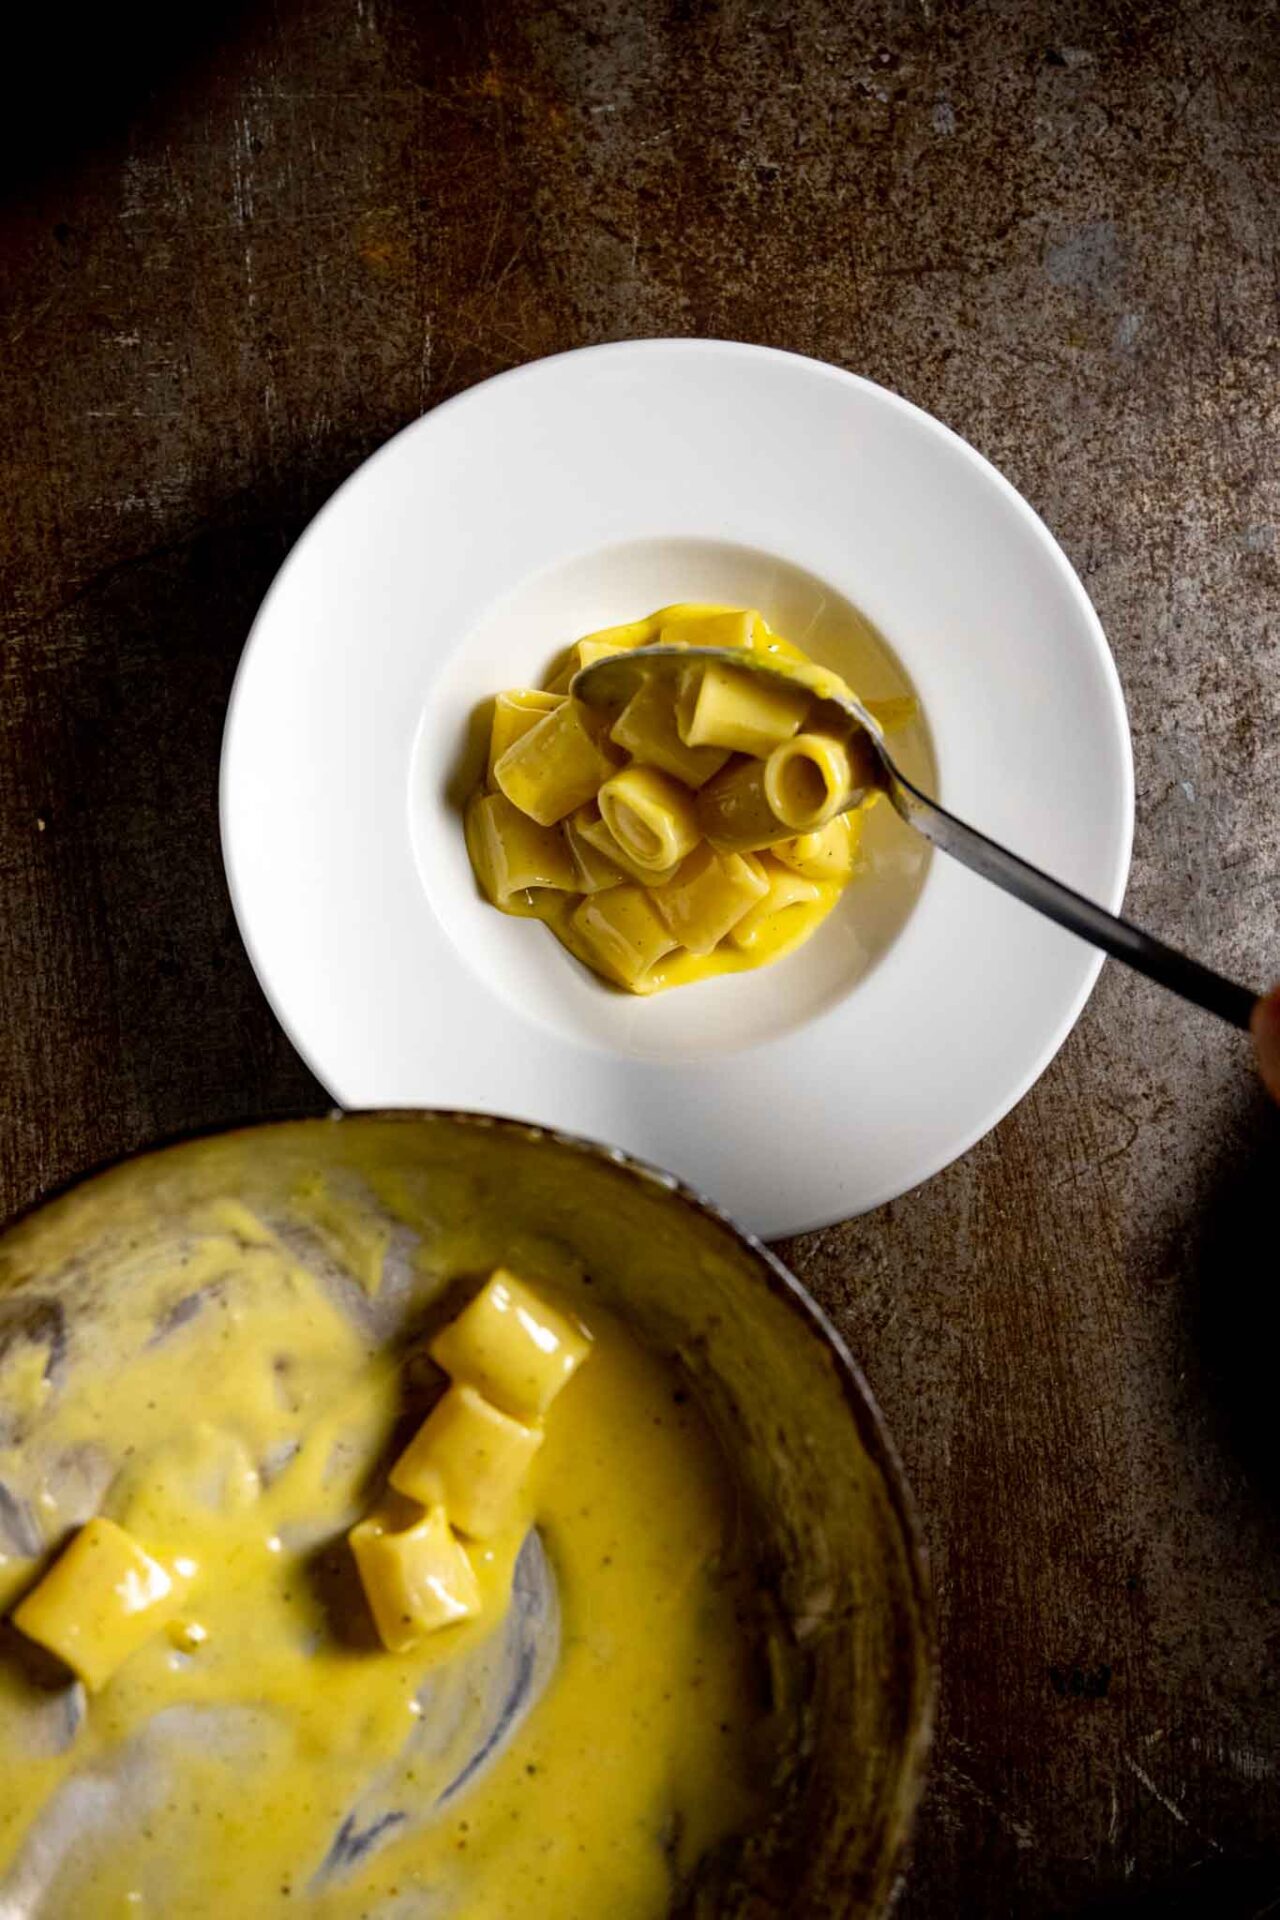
top-left (493, 699), bottom-right (619, 825)
top-left (564, 803), bottom-right (628, 892)
top-left (598, 765), bottom-right (701, 874)
top-left (675, 658), bottom-right (810, 756)
top-left (572, 884), bottom-right (681, 990)
top-left (487, 689), bottom-right (564, 782)
top-left (650, 845), bottom-right (770, 955)
top-left (466, 791), bottom-right (579, 906)
top-left (463, 603), bottom-right (903, 993)
top-left (575, 802), bottom-right (681, 887)
top-left (695, 754), bottom-right (795, 853)
top-left (546, 618), bottom-right (654, 693)
top-left (729, 865), bottom-right (823, 954)
top-left (763, 732), bottom-right (856, 832)
top-left (610, 676), bottom-right (729, 787)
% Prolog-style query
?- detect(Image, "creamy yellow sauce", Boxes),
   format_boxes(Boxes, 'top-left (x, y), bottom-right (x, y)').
top-left (466, 604), bottom-right (879, 994)
top-left (500, 863), bottom-right (854, 995)
top-left (0, 1202), bottom-right (768, 1917)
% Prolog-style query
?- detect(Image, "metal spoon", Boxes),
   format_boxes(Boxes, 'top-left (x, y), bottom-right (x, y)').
top-left (575, 644), bottom-right (1260, 1031)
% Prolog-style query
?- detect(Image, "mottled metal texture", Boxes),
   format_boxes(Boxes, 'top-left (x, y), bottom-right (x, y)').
top-left (1, 0), bottom-right (1278, 1912)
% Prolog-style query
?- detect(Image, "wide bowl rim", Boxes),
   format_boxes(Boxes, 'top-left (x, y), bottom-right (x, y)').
top-left (1, 1105), bottom-right (937, 1912)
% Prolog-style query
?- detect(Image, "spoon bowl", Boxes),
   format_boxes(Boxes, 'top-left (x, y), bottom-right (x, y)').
top-left (575, 642), bottom-right (876, 743)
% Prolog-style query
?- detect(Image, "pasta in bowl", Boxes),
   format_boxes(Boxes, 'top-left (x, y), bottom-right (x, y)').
top-left (464, 605), bottom-right (911, 995)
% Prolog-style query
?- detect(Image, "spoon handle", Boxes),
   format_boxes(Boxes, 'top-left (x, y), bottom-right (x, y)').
top-left (881, 766), bottom-right (1259, 1032)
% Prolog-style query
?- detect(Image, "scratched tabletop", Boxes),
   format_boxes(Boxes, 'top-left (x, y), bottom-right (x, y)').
top-left (2, 1), bottom-right (1279, 1913)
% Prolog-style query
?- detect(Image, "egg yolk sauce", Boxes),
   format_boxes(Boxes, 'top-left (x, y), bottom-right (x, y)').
top-left (0, 1206), bottom-right (771, 1917)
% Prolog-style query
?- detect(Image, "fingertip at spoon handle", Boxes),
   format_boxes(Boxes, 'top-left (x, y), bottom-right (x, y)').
top-left (886, 768), bottom-right (1260, 1033)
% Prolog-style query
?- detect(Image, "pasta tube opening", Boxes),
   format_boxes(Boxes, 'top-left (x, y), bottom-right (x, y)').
top-left (763, 733), bottom-right (853, 832)
top-left (598, 766), bottom-right (700, 875)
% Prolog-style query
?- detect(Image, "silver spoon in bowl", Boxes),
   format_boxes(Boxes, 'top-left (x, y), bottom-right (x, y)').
top-left (575, 644), bottom-right (1260, 1031)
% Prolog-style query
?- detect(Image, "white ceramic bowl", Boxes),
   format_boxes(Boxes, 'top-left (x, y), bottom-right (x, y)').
top-left (221, 340), bottom-right (1133, 1236)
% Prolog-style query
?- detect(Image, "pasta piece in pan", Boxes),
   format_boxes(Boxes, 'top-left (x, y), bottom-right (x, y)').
top-left (389, 1383), bottom-right (543, 1540)
top-left (430, 1268), bottom-right (590, 1419)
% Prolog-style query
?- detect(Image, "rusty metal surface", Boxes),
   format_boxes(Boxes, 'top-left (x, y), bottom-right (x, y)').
top-left (1, 0), bottom-right (1278, 1911)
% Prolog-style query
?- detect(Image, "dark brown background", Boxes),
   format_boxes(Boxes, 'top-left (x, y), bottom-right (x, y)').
top-left (2, 1), bottom-right (1279, 1912)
